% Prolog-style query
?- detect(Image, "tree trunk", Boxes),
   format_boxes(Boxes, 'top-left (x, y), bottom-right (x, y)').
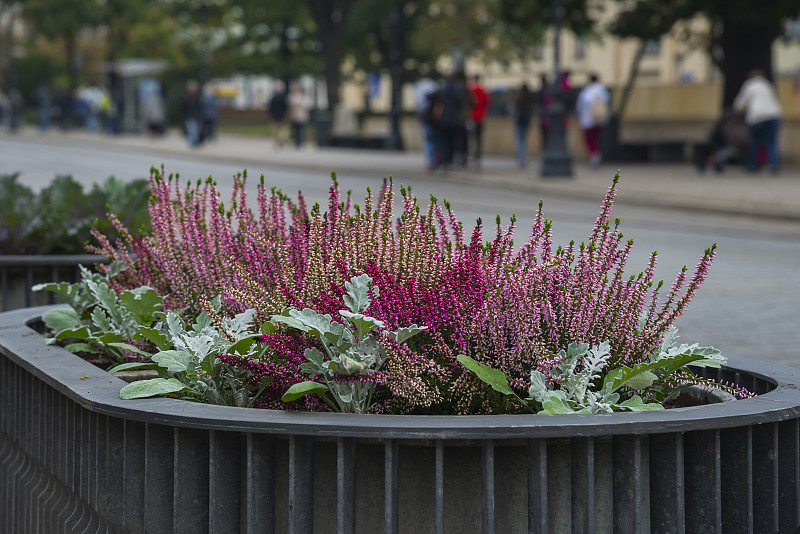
top-left (307, 0), bottom-right (352, 111)
top-left (718, 17), bottom-right (775, 108)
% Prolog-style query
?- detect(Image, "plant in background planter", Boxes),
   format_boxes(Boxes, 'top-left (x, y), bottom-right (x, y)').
top-left (0, 173), bottom-right (150, 255)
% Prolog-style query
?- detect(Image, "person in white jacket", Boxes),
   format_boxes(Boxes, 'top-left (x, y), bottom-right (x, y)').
top-left (733, 70), bottom-right (782, 173)
top-left (576, 74), bottom-right (611, 168)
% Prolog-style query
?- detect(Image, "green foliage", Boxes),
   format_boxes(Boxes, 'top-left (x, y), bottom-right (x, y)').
top-left (275, 274), bottom-right (427, 413)
top-left (113, 305), bottom-right (271, 407)
top-left (459, 328), bottom-right (726, 414)
top-left (0, 174), bottom-right (151, 254)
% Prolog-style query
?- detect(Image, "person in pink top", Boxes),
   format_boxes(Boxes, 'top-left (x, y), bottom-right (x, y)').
top-left (469, 75), bottom-right (490, 168)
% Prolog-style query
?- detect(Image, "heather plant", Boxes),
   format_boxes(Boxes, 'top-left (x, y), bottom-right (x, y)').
top-left (84, 168), bottom-right (729, 414)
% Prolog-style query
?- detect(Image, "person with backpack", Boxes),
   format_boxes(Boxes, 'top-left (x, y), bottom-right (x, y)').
top-left (268, 82), bottom-right (289, 148)
top-left (576, 73), bottom-right (610, 168)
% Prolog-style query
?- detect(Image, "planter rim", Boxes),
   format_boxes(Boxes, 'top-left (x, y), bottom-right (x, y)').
top-left (3, 305), bottom-right (799, 441)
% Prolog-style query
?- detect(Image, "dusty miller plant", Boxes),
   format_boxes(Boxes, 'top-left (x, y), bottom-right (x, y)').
top-left (277, 274), bottom-right (427, 413)
top-left (458, 326), bottom-right (727, 414)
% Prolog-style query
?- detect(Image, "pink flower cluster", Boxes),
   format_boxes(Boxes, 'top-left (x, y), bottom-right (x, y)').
top-left (91, 169), bottom-right (717, 414)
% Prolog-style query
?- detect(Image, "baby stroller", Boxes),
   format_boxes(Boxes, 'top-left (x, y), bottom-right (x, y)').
top-left (695, 109), bottom-right (749, 173)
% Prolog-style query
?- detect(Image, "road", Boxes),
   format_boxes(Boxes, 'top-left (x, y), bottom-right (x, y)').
top-left (2, 133), bottom-right (799, 367)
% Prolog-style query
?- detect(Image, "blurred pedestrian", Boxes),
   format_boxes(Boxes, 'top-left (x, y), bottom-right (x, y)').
top-left (142, 87), bottom-right (166, 137)
top-left (287, 84), bottom-right (310, 148)
top-left (268, 82), bottom-right (289, 147)
top-left (201, 85), bottom-right (218, 142)
top-left (538, 74), bottom-right (552, 152)
top-left (733, 69), bottom-right (782, 173)
top-left (36, 84), bottom-right (52, 131)
top-left (469, 74), bottom-right (490, 168)
top-left (697, 109), bottom-right (749, 173)
top-left (182, 80), bottom-right (202, 147)
top-left (510, 82), bottom-right (534, 168)
top-left (435, 72), bottom-right (466, 169)
top-left (576, 73), bottom-right (610, 168)
top-left (413, 75), bottom-right (439, 169)
top-left (8, 88), bottom-right (23, 132)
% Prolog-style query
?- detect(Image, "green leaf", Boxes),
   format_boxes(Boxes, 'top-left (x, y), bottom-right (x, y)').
top-left (119, 378), bottom-right (187, 399)
top-left (138, 326), bottom-right (172, 351)
top-left (41, 307), bottom-right (82, 333)
top-left (624, 370), bottom-right (658, 390)
top-left (389, 324), bottom-right (428, 345)
top-left (108, 362), bottom-right (163, 373)
top-left (539, 395), bottom-right (576, 414)
top-left (272, 308), bottom-right (335, 340)
top-left (97, 331), bottom-right (125, 345)
top-left (64, 342), bottom-right (100, 355)
top-left (55, 326), bottom-right (91, 341)
top-left (260, 321), bottom-right (277, 334)
top-left (227, 335), bottom-right (259, 356)
top-left (118, 286), bottom-right (163, 324)
top-left (86, 278), bottom-right (119, 313)
top-left (339, 310), bottom-right (384, 339)
top-left (107, 342), bottom-right (155, 358)
top-left (152, 350), bottom-right (194, 373)
top-left (457, 355), bottom-right (515, 396)
top-left (281, 381), bottom-right (330, 403)
top-left (618, 395), bottom-right (664, 411)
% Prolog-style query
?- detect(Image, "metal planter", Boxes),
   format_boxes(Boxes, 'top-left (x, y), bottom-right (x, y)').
top-left (2, 306), bottom-right (799, 534)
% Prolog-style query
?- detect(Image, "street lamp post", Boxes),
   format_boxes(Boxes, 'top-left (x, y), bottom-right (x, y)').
top-left (386, 0), bottom-right (404, 151)
top-left (540, 0), bottom-right (573, 178)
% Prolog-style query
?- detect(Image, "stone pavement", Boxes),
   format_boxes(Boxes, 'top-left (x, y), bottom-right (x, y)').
top-left (12, 126), bottom-right (800, 221)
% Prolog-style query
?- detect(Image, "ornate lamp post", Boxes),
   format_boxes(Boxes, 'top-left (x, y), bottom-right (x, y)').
top-left (540, 0), bottom-right (573, 178)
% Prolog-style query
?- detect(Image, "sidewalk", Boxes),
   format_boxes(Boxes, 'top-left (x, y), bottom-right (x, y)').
top-left (14, 127), bottom-right (800, 221)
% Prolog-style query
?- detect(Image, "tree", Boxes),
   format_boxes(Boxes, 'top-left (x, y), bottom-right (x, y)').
top-left (612, 0), bottom-right (800, 107)
top-left (21, 0), bottom-right (103, 94)
top-left (307, 0), bottom-right (353, 110)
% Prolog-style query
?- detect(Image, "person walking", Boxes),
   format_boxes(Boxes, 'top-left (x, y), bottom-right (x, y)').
top-left (287, 84), bottom-right (310, 148)
top-left (469, 74), bottom-right (490, 168)
top-left (201, 85), bottom-right (218, 142)
top-left (576, 73), bottom-right (610, 168)
top-left (733, 69), bottom-right (782, 173)
top-left (268, 82), bottom-right (289, 147)
top-left (435, 73), bottom-right (466, 169)
top-left (510, 83), bottom-right (534, 168)
top-left (413, 75), bottom-right (439, 169)
top-left (182, 80), bottom-right (202, 147)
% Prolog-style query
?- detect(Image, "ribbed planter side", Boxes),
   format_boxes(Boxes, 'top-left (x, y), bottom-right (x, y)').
top-left (2, 306), bottom-right (800, 534)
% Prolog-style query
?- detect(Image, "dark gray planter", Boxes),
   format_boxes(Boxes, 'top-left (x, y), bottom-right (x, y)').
top-left (2, 305), bottom-right (800, 534)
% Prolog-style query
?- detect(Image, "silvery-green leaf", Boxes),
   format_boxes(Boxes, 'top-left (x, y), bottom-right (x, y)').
top-left (91, 307), bottom-right (112, 333)
top-left (539, 394), bottom-right (575, 414)
top-left (304, 347), bottom-right (325, 369)
top-left (118, 286), bottom-right (163, 324)
top-left (98, 331), bottom-right (125, 345)
top-left (109, 361), bottom-right (162, 373)
top-left (152, 350), bottom-right (194, 373)
top-left (339, 310), bottom-right (384, 339)
top-left (55, 326), bottom-right (91, 341)
top-left (191, 312), bottom-right (213, 333)
top-left (528, 370), bottom-right (550, 403)
top-left (120, 378), bottom-right (186, 399)
top-left (272, 308), bottom-right (334, 339)
top-left (281, 381), bottom-right (329, 402)
top-left (41, 307), bottom-right (82, 333)
top-left (625, 370), bottom-right (658, 390)
top-left (322, 321), bottom-right (353, 351)
top-left (64, 342), bottom-right (99, 355)
top-left (138, 326), bottom-right (172, 351)
top-left (389, 324), bottom-right (428, 345)
top-left (224, 309), bottom-right (256, 339)
top-left (618, 395), bottom-right (664, 411)
top-left (86, 279), bottom-right (118, 314)
top-left (107, 342), bottom-right (155, 358)
top-left (339, 355), bottom-right (368, 374)
top-left (457, 355), bottom-right (514, 396)
top-left (228, 334), bottom-right (259, 356)
top-left (342, 274), bottom-right (373, 313)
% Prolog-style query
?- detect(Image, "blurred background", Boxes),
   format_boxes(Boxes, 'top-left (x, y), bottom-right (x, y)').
top-left (0, 0), bottom-right (799, 161)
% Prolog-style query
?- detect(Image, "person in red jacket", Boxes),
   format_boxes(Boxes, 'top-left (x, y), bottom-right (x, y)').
top-left (469, 75), bottom-right (490, 168)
